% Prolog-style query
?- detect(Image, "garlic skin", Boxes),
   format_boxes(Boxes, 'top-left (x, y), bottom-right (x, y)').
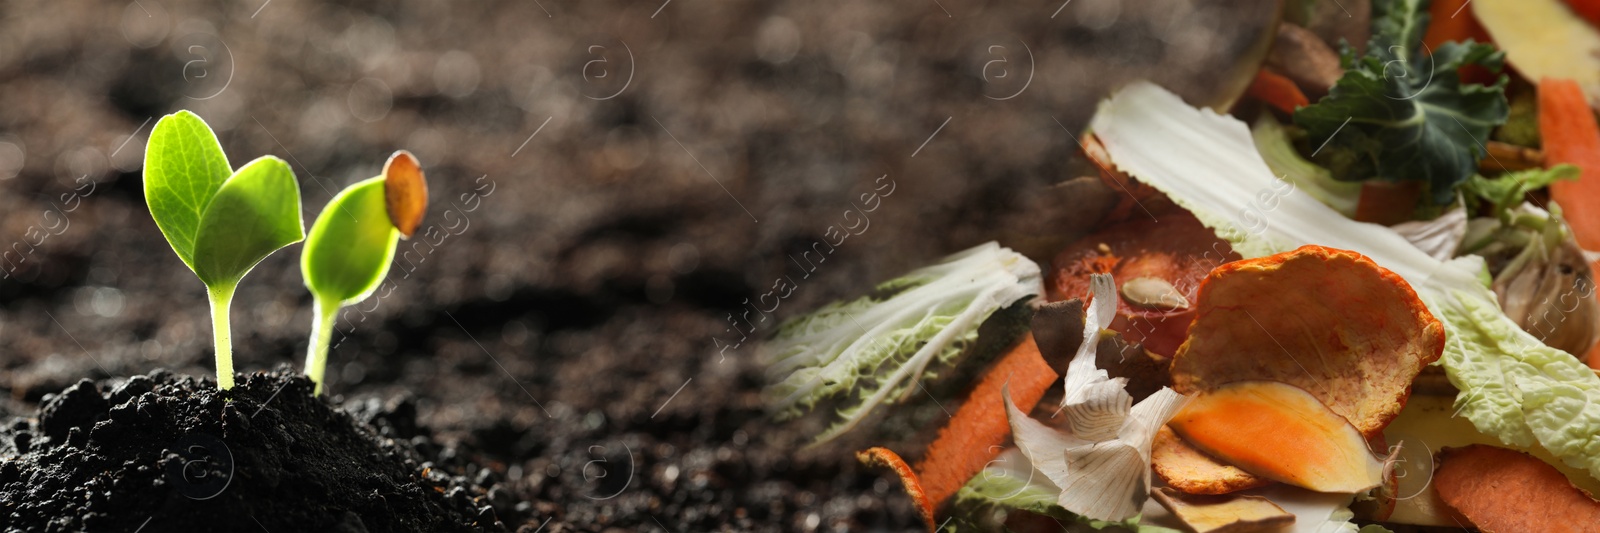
top-left (1004, 273), bottom-right (1189, 521)
top-left (1392, 207), bottom-right (1468, 262)
top-left (1480, 204), bottom-right (1600, 356)
top-left (1495, 230), bottom-right (1599, 356)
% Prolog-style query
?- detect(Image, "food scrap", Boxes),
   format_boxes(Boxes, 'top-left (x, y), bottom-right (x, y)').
top-left (1168, 380), bottom-right (1389, 494)
top-left (1151, 487), bottom-right (1295, 533)
top-left (1169, 245), bottom-right (1445, 438)
top-left (1434, 444), bottom-right (1600, 532)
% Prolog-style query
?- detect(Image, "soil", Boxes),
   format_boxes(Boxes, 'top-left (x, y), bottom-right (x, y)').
top-left (0, 0), bottom-right (1280, 531)
top-left (2, 369), bottom-right (499, 532)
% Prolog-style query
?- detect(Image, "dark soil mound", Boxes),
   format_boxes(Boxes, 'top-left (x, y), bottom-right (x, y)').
top-left (0, 367), bottom-right (527, 533)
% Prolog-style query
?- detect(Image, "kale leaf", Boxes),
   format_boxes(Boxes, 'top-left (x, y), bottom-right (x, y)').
top-left (1293, 0), bottom-right (1508, 206)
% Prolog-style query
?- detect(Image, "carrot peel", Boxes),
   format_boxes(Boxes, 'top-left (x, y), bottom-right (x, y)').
top-left (1434, 444), bottom-right (1600, 532)
top-left (1540, 77), bottom-right (1600, 255)
top-left (915, 333), bottom-right (1057, 511)
top-left (1246, 68), bottom-right (1310, 115)
top-left (857, 334), bottom-right (1058, 530)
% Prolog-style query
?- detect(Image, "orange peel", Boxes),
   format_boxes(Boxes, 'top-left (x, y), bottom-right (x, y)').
top-left (1169, 245), bottom-right (1445, 438)
top-left (1168, 380), bottom-right (1386, 493)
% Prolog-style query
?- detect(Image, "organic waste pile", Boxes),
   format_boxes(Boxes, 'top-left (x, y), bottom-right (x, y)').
top-left (761, 0), bottom-right (1600, 531)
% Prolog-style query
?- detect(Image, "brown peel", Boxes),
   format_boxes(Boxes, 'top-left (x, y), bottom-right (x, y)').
top-left (382, 150), bottom-right (428, 238)
top-left (1168, 380), bottom-right (1384, 494)
top-left (1151, 487), bottom-right (1295, 533)
top-left (1434, 444), bottom-right (1600, 533)
top-left (1151, 426), bottom-right (1270, 495)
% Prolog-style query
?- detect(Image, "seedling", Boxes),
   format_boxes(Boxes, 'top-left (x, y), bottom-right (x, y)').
top-left (144, 111), bottom-right (305, 389)
top-left (301, 151), bottom-right (427, 394)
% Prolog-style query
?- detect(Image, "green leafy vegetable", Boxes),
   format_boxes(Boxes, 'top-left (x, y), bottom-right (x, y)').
top-left (1461, 165), bottom-right (1580, 224)
top-left (1091, 81), bottom-right (1600, 482)
top-left (1252, 115), bottom-right (1361, 217)
top-left (762, 242), bottom-right (1041, 445)
top-left (1293, 0), bottom-right (1508, 206)
top-left (144, 111), bottom-right (305, 390)
top-left (301, 151), bottom-right (424, 394)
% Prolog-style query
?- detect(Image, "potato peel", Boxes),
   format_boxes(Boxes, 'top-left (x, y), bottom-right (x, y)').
top-left (1169, 245), bottom-right (1445, 438)
top-left (1434, 444), bottom-right (1600, 533)
top-left (1151, 487), bottom-right (1295, 533)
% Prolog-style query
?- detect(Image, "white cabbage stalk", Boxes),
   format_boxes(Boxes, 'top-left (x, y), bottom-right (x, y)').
top-left (1089, 81), bottom-right (1600, 481)
top-left (1004, 273), bottom-right (1188, 522)
top-left (764, 242), bottom-right (1042, 444)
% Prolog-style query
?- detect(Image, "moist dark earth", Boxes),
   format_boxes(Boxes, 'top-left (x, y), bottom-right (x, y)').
top-left (0, 0), bottom-right (1279, 530)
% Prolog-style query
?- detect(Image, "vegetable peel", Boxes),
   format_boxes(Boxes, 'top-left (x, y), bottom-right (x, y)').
top-left (1169, 245), bottom-right (1445, 438)
top-left (1151, 426), bottom-right (1271, 495)
top-left (1434, 444), bottom-right (1600, 532)
top-left (1169, 380), bottom-right (1388, 494)
top-left (1150, 487), bottom-right (1295, 533)
top-left (1003, 273), bottom-right (1188, 521)
top-left (914, 333), bottom-right (1058, 513)
top-left (857, 447), bottom-right (936, 530)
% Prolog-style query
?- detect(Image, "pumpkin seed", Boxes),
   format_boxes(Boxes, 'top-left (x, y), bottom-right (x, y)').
top-left (1121, 277), bottom-right (1190, 310)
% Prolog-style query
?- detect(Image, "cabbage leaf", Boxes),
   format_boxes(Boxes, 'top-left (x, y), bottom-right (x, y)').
top-left (763, 242), bottom-right (1041, 444)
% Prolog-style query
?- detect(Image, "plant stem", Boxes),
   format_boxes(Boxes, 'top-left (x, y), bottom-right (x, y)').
top-left (207, 284), bottom-right (237, 390)
top-left (304, 296), bottom-right (342, 395)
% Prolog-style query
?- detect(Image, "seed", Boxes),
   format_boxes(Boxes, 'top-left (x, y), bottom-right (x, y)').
top-left (1121, 277), bottom-right (1190, 310)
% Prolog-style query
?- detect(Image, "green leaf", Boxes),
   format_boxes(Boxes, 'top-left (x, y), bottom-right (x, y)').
top-left (144, 110), bottom-right (233, 271)
top-left (302, 176), bottom-right (400, 305)
top-left (1462, 165), bottom-right (1581, 223)
top-left (1293, 0), bottom-right (1508, 206)
top-left (192, 156), bottom-right (305, 288)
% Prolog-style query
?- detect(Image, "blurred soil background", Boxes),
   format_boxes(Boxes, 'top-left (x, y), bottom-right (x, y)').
top-left (0, 0), bottom-right (1274, 530)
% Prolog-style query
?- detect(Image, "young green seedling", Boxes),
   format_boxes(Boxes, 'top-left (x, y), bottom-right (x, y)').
top-left (143, 111), bottom-right (305, 390)
top-left (301, 151), bottom-right (428, 394)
